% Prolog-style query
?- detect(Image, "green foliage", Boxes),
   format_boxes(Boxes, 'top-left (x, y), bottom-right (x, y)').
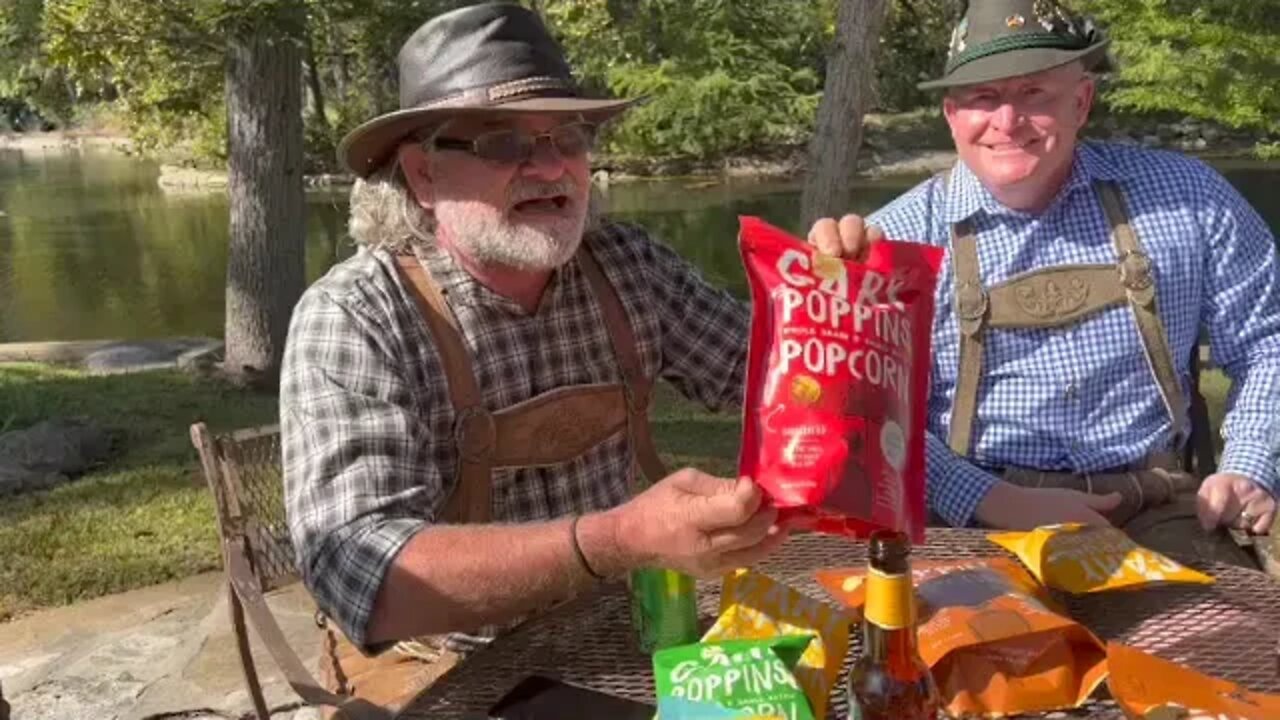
top-left (1079, 0), bottom-right (1279, 135)
top-left (9, 0), bottom-right (1276, 165)
top-left (42, 0), bottom-right (225, 154)
top-left (1256, 141), bottom-right (1280, 162)
top-left (874, 0), bottom-right (953, 111)
top-left (0, 0), bottom-right (67, 128)
top-left (543, 0), bottom-right (829, 161)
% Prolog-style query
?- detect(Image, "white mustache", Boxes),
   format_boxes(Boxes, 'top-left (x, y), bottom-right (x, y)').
top-left (509, 180), bottom-right (578, 204)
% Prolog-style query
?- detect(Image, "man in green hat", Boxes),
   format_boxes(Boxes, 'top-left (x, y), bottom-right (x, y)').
top-left (810, 0), bottom-right (1278, 562)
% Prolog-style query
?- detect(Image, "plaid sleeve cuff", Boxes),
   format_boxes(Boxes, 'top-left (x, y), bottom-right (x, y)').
top-left (307, 516), bottom-right (426, 652)
top-left (925, 432), bottom-right (999, 527)
top-left (1218, 439), bottom-right (1280, 497)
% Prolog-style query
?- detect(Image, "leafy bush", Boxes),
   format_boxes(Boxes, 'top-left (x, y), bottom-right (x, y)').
top-left (604, 62), bottom-right (819, 160)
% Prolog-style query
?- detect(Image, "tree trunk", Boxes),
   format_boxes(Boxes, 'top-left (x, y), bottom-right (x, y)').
top-left (327, 21), bottom-right (349, 104)
top-left (799, 0), bottom-right (888, 231)
top-left (305, 31), bottom-right (330, 139)
top-left (224, 15), bottom-right (306, 388)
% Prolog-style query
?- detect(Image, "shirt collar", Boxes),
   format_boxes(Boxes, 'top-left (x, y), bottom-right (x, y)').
top-left (940, 141), bottom-right (1125, 223)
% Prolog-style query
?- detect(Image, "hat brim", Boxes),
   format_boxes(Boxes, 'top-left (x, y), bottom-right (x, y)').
top-left (917, 39), bottom-right (1110, 90)
top-left (338, 96), bottom-right (638, 178)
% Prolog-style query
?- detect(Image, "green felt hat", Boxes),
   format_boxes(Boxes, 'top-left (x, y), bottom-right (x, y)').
top-left (919, 0), bottom-right (1111, 90)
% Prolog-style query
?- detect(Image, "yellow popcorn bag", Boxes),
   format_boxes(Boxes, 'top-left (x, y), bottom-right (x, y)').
top-left (988, 524), bottom-right (1213, 593)
top-left (703, 569), bottom-right (854, 718)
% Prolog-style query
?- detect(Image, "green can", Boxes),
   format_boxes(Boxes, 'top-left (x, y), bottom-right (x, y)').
top-left (628, 567), bottom-right (699, 653)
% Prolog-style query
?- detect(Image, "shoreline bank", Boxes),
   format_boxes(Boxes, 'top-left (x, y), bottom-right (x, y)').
top-left (3, 118), bottom-right (1274, 194)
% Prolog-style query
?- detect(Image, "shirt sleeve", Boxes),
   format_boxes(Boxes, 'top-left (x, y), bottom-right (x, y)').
top-left (641, 229), bottom-right (750, 412)
top-left (280, 287), bottom-right (441, 651)
top-left (925, 432), bottom-right (1000, 527)
top-left (1197, 168), bottom-right (1280, 495)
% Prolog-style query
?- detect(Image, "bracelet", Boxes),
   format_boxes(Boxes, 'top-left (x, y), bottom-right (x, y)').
top-left (570, 514), bottom-right (605, 581)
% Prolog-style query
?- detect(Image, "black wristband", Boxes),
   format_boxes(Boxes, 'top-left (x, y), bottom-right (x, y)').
top-left (570, 514), bottom-right (605, 581)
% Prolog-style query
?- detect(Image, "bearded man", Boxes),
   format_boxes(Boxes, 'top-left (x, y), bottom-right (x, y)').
top-left (280, 3), bottom-right (781, 713)
top-left (811, 0), bottom-right (1279, 564)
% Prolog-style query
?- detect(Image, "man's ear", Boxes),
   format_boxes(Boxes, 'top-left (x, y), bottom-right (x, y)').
top-left (397, 144), bottom-right (434, 210)
top-left (1075, 75), bottom-right (1096, 130)
top-left (941, 94), bottom-right (964, 138)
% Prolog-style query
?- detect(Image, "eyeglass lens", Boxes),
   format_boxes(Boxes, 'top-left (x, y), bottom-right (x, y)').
top-left (473, 123), bottom-right (595, 163)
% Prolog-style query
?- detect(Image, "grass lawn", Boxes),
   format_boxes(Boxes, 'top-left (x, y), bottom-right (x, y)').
top-left (0, 363), bottom-right (278, 621)
top-left (0, 361), bottom-right (1233, 621)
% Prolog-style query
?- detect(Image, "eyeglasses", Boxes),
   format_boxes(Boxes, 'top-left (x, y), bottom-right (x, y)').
top-left (430, 121), bottom-right (597, 165)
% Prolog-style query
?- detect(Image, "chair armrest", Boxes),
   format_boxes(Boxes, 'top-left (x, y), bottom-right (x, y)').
top-left (225, 538), bottom-right (349, 709)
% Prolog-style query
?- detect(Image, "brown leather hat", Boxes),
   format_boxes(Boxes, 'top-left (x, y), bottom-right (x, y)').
top-left (337, 2), bottom-right (636, 178)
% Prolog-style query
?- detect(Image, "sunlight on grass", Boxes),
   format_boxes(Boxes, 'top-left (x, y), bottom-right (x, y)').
top-left (0, 363), bottom-right (277, 620)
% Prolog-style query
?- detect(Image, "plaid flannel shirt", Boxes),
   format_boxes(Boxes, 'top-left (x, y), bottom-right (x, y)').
top-left (281, 220), bottom-right (748, 650)
top-left (868, 142), bottom-right (1280, 527)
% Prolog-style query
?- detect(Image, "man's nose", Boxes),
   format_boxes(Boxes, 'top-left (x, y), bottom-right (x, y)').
top-left (521, 136), bottom-right (568, 180)
top-left (990, 101), bottom-right (1022, 133)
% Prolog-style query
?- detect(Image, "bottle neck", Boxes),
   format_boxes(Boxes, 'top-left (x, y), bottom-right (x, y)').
top-left (862, 565), bottom-right (921, 668)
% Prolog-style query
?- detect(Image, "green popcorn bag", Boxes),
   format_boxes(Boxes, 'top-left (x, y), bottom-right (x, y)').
top-left (653, 634), bottom-right (816, 720)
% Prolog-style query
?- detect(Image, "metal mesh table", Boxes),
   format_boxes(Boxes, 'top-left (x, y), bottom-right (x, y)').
top-left (401, 528), bottom-right (1280, 719)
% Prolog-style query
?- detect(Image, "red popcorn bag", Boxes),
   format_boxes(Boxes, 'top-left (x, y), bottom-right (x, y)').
top-left (738, 216), bottom-right (943, 542)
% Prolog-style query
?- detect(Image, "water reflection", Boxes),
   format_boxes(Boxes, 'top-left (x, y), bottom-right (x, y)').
top-left (0, 149), bottom-right (1276, 342)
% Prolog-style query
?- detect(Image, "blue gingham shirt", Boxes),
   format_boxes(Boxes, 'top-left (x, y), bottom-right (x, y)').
top-left (868, 142), bottom-right (1280, 527)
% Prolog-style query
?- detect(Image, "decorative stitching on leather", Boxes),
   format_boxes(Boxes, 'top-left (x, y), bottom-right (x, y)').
top-left (417, 76), bottom-right (575, 110)
top-left (1013, 277), bottom-right (1090, 319)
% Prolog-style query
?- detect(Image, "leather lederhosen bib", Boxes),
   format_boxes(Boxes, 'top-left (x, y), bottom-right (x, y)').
top-left (943, 176), bottom-right (1254, 569)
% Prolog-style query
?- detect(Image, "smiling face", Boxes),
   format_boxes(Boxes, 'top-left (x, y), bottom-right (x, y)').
top-left (943, 62), bottom-right (1095, 210)
top-left (397, 113), bottom-right (594, 272)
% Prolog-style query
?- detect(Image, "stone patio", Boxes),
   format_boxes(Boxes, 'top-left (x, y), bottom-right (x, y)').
top-left (0, 572), bottom-right (323, 720)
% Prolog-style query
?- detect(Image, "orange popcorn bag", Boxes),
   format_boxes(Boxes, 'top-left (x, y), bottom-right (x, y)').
top-left (987, 524), bottom-right (1213, 594)
top-left (1107, 642), bottom-right (1280, 720)
top-left (816, 558), bottom-right (1108, 717)
top-left (703, 569), bottom-right (854, 719)
top-left (738, 216), bottom-right (944, 541)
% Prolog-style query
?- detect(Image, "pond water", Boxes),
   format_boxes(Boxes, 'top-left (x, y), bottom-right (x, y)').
top-left (0, 149), bottom-right (1276, 343)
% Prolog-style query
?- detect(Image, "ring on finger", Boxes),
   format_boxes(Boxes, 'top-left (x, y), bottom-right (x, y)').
top-left (1239, 511), bottom-right (1257, 526)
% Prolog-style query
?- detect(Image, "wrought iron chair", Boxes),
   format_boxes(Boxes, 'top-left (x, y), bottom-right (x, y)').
top-left (190, 422), bottom-right (386, 720)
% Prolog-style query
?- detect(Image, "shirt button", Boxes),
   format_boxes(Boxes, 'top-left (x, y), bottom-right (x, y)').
top-left (1065, 382), bottom-right (1078, 399)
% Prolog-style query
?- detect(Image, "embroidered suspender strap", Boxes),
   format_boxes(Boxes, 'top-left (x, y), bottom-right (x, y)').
top-left (948, 220), bottom-right (987, 456)
top-left (575, 246), bottom-right (669, 488)
top-left (394, 255), bottom-right (494, 524)
top-left (1095, 181), bottom-right (1188, 444)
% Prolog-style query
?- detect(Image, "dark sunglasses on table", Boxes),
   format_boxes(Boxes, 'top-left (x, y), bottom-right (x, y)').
top-left (429, 121), bottom-right (597, 164)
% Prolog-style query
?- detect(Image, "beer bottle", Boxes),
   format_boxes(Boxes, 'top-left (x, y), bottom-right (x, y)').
top-left (846, 530), bottom-right (940, 720)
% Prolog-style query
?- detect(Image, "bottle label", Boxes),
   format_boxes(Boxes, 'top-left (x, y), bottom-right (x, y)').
top-left (864, 567), bottom-right (914, 629)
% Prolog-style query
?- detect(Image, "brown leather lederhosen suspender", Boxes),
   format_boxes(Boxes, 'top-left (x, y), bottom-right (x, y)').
top-left (947, 179), bottom-right (1188, 458)
top-left (318, 247), bottom-right (671, 717)
top-left (393, 244), bottom-right (669, 524)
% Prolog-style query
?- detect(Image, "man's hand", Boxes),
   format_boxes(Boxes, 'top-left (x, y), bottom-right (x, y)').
top-left (974, 481), bottom-right (1123, 530)
top-left (1197, 473), bottom-right (1276, 535)
top-left (601, 470), bottom-right (786, 578)
top-left (807, 214), bottom-right (884, 261)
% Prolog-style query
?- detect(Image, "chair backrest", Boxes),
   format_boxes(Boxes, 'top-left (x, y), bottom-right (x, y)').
top-left (191, 422), bottom-right (297, 593)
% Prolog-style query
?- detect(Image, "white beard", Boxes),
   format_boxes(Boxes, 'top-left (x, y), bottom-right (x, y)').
top-left (433, 180), bottom-right (586, 272)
